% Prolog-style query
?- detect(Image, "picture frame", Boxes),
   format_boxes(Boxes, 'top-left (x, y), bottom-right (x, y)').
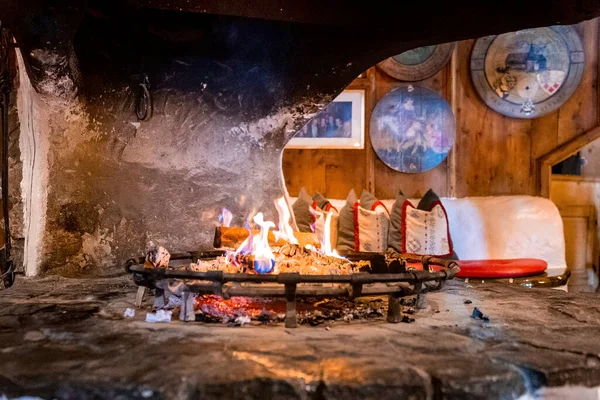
top-left (285, 89), bottom-right (365, 149)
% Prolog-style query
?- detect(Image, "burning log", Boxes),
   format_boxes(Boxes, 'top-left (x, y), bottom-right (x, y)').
top-left (214, 226), bottom-right (320, 249)
top-left (274, 243), bottom-right (354, 275)
top-left (187, 243), bottom-right (355, 275)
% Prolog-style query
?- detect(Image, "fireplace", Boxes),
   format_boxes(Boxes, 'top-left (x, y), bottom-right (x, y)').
top-left (2, 1), bottom-right (600, 399)
top-left (127, 250), bottom-right (459, 327)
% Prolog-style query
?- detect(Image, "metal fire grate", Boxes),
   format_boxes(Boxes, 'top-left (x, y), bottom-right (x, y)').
top-left (126, 251), bottom-right (459, 328)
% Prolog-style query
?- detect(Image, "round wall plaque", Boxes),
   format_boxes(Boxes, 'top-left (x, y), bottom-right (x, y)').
top-left (377, 43), bottom-right (455, 81)
top-left (470, 25), bottom-right (584, 119)
top-left (370, 85), bottom-right (455, 173)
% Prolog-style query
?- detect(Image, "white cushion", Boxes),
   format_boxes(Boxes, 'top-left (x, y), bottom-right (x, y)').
top-left (403, 203), bottom-right (451, 256)
top-left (354, 204), bottom-right (390, 252)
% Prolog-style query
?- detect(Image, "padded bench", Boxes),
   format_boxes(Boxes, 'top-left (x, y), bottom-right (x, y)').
top-left (294, 195), bottom-right (569, 289)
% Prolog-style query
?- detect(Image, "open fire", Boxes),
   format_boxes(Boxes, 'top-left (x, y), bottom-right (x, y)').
top-left (130, 197), bottom-right (459, 327)
top-left (192, 197), bottom-right (353, 275)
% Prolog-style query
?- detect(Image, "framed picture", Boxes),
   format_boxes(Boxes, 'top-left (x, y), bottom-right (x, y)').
top-left (286, 89), bottom-right (365, 149)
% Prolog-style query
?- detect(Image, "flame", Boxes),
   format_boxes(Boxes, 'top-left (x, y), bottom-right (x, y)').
top-left (273, 197), bottom-right (299, 245)
top-left (251, 212), bottom-right (276, 273)
top-left (226, 221), bottom-right (253, 267)
top-left (320, 211), bottom-right (341, 258)
top-left (224, 197), bottom-right (343, 273)
top-left (219, 208), bottom-right (233, 227)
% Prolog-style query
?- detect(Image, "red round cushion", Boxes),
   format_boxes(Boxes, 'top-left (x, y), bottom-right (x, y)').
top-left (455, 259), bottom-right (548, 278)
top-left (407, 258), bottom-right (548, 278)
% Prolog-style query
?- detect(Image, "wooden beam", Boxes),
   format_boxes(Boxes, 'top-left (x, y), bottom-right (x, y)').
top-left (536, 125), bottom-right (600, 197)
top-left (446, 45), bottom-right (458, 198)
top-left (365, 67), bottom-right (376, 194)
top-left (557, 205), bottom-right (595, 219)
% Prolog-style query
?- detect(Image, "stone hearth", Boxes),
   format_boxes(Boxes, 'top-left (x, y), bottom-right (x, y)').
top-left (2, 277), bottom-right (600, 399)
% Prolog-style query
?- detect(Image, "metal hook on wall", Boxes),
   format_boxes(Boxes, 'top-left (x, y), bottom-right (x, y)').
top-left (135, 73), bottom-right (152, 121)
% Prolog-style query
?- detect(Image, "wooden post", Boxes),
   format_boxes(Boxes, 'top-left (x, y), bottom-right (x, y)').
top-left (135, 286), bottom-right (146, 307)
top-left (446, 44), bottom-right (458, 197)
top-left (365, 67), bottom-right (377, 194)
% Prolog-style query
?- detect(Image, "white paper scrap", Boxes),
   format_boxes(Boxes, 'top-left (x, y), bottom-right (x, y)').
top-left (146, 310), bottom-right (172, 323)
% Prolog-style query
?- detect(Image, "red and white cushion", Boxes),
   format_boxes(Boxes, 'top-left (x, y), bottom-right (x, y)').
top-left (402, 201), bottom-right (452, 257)
top-left (353, 201), bottom-right (390, 252)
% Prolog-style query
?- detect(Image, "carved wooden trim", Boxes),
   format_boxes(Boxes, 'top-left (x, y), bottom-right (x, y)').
top-left (536, 125), bottom-right (600, 197)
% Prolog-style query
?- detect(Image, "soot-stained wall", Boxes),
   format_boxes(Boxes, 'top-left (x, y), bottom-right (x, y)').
top-left (15, 9), bottom-right (373, 276)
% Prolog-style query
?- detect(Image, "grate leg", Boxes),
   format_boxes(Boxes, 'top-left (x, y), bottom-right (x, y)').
top-left (180, 291), bottom-right (196, 322)
top-left (284, 283), bottom-right (297, 328)
top-left (135, 286), bottom-right (146, 307)
top-left (387, 294), bottom-right (402, 323)
top-left (153, 288), bottom-right (165, 310)
top-left (416, 293), bottom-right (428, 309)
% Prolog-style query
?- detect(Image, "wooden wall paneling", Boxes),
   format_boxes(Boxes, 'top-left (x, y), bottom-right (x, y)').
top-left (507, 118), bottom-right (534, 195)
top-left (455, 37), bottom-right (540, 197)
top-left (454, 40), bottom-right (492, 196)
top-left (556, 20), bottom-right (599, 145)
top-left (323, 149), bottom-right (367, 198)
top-left (282, 149), bottom-right (326, 196)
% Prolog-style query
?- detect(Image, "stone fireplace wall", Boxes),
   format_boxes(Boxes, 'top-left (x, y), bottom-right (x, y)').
top-left (10, 10), bottom-right (371, 276)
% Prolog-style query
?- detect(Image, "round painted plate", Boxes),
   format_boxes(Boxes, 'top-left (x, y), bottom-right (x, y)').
top-left (377, 43), bottom-right (455, 81)
top-left (471, 25), bottom-right (584, 119)
top-left (370, 85), bottom-right (455, 173)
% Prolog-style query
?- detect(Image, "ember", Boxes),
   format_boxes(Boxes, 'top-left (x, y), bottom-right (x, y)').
top-left (195, 294), bottom-right (389, 326)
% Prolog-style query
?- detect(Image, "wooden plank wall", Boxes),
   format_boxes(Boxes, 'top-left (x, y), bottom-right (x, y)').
top-left (283, 19), bottom-right (599, 200)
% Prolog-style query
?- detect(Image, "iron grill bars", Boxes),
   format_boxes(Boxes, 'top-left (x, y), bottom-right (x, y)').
top-left (126, 251), bottom-right (459, 327)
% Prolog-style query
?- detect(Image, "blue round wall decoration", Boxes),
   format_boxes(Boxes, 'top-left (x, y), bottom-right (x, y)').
top-left (370, 85), bottom-right (455, 173)
top-left (471, 25), bottom-right (584, 119)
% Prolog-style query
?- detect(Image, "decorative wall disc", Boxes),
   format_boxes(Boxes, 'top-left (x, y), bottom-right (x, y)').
top-left (370, 85), bottom-right (455, 173)
top-left (470, 25), bottom-right (584, 119)
top-left (377, 43), bottom-right (455, 81)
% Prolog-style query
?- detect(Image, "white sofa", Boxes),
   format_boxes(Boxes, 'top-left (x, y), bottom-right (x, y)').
top-left (297, 195), bottom-right (568, 281)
